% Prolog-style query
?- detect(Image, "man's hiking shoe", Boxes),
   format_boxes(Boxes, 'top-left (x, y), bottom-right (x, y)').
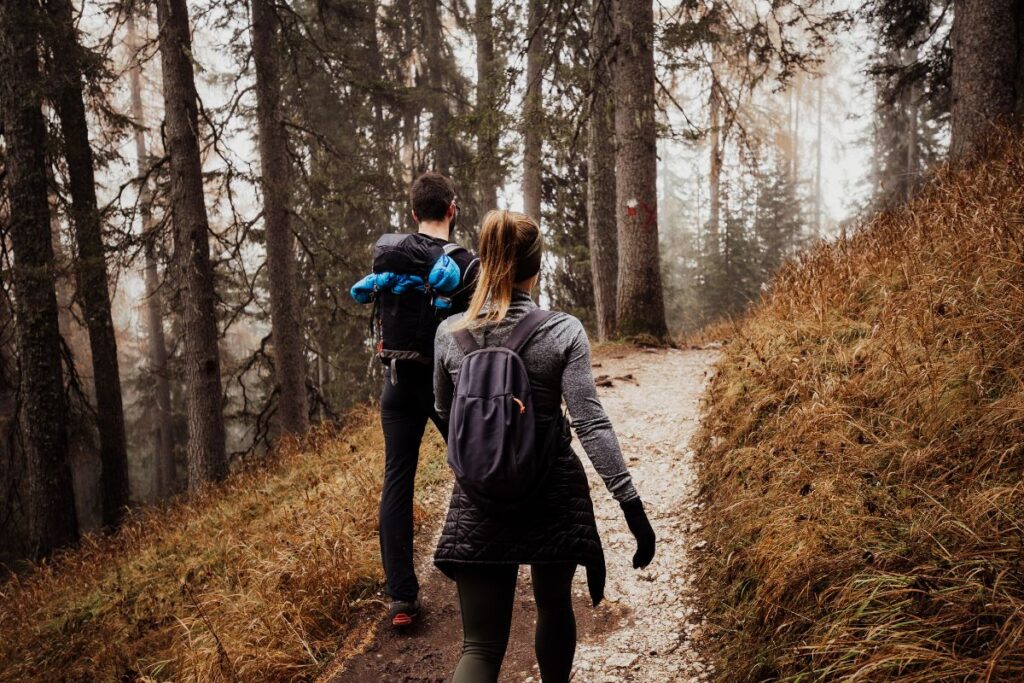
top-left (389, 599), bottom-right (421, 627)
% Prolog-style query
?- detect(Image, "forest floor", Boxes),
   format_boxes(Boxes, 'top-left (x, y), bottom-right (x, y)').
top-left (320, 346), bottom-right (719, 683)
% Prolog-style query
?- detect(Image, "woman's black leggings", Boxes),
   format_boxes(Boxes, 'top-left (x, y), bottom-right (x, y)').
top-left (453, 563), bottom-right (577, 683)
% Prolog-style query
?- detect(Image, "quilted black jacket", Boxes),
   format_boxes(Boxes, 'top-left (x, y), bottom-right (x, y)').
top-left (431, 291), bottom-right (639, 605)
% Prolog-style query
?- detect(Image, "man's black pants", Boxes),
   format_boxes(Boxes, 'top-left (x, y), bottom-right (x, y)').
top-left (379, 362), bottom-right (446, 602)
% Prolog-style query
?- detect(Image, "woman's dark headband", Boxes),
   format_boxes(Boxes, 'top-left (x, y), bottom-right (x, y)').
top-left (514, 232), bottom-right (543, 281)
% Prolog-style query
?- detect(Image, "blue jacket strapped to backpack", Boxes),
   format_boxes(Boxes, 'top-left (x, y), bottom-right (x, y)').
top-left (350, 252), bottom-right (462, 310)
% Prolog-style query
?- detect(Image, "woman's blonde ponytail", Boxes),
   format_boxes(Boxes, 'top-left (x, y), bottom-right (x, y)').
top-left (456, 210), bottom-right (541, 329)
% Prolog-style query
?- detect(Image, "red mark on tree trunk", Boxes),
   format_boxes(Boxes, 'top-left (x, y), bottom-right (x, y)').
top-left (627, 198), bottom-right (656, 232)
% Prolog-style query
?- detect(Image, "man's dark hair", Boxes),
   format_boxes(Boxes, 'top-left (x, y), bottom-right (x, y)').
top-left (410, 172), bottom-right (456, 222)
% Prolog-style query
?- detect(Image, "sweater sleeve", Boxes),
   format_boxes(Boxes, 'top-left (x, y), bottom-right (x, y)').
top-left (434, 322), bottom-right (456, 422)
top-left (559, 317), bottom-right (639, 503)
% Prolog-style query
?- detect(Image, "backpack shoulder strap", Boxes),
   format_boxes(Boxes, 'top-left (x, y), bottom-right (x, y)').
top-left (442, 242), bottom-right (465, 256)
top-left (453, 328), bottom-right (480, 354)
top-left (502, 309), bottom-right (554, 354)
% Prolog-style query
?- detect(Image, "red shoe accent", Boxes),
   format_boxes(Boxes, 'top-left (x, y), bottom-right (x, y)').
top-left (392, 612), bottom-right (414, 627)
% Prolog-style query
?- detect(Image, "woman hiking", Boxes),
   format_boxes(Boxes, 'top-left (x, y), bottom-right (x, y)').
top-left (432, 209), bottom-right (656, 682)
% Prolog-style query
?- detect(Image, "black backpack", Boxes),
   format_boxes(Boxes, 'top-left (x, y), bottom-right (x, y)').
top-left (372, 233), bottom-right (474, 366)
top-left (448, 309), bottom-right (566, 512)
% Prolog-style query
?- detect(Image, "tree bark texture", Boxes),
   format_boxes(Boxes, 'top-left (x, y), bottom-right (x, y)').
top-left (156, 0), bottom-right (228, 489)
top-left (46, 0), bottom-right (130, 526)
top-left (950, 0), bottom-right (1022, 161)
top-left (475, 0), bottom-right (500, 212)
top-left (587, 0), bottom-right (618, 340)
top-left (421, 0), bottom-right (451, 174)
top-left (522, 0), bottom-right (544, 224)
top-left (815, 76), bottom-right (824, 235)
top-left (612, 0), bottom-right (667, 338)
top-left (0, 0), bottom-right (79, 555)
top-left (251, 0), bottom-right (310, 438)
top-left (708, 71), bottom-right (721, 254)
top-left (127, 10), bottom-right (176, 498)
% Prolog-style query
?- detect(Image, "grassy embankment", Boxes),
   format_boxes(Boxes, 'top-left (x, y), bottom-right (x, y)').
top-left (694, 140), bottom-right (1024, 681)
top-left (0, 406), bottom-right (447, 682)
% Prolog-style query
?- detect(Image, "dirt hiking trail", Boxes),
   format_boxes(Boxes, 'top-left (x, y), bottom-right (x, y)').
top-left (323, 347), bottom-right (718, 682)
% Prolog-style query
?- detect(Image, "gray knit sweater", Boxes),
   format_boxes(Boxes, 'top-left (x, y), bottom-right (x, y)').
top-left (433, 290), bottom-right (639, 503)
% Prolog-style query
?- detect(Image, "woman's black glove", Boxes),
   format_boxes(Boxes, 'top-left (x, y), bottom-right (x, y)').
top-left (620, 498), bottom-right (656, 569)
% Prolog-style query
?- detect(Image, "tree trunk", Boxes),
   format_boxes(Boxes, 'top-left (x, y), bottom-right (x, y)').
top-left (156, 0), bottom-right (228, 489)
top-left (401, 50), bottom-right (420, 187)
top-left (420, 0), bottom-right (451, 174)
top-left (612, 0), bottom-right (667, 338)
top-left (127, 10), bottom-right (176, 498)
top-left (46, 0), bottom-right (131, 526)
top-left (587, 0), bottom-right (617, 340)
top-left (364, 0), bottom-right (393, 195)
top-left (0, 0), bottom-right (79, 555)
top-left (315, 286), bottom-right (332, 421)
top-left (950, 0), bottom-right (1022, 160)
top-left (251, 0), bottom-right (309, 438)
top-left (815, 76), bottom-right (823, 235)
top-left (708, 71), bottom-right (722, 254)
top-left (49, 195), bottom-right (92, 371)
top-left (792, 75), bottom-right (801, 184)
top-left (905, 55), bottom-right (918, 202)
top-left (522, 0), bottom-right (544, 223)
top-left (475, 0), bottom-right (499, 212)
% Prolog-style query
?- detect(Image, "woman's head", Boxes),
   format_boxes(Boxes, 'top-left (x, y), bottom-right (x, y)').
top-left (458, 210), bottom-right (542, 328)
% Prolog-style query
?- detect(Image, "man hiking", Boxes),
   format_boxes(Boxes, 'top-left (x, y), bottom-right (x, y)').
top-left (350, 172), bottom-right (478, 627)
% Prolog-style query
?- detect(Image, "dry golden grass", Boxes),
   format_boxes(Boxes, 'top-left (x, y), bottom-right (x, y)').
top-left (694, 140), bottom-right (1024, 682)
top-left (0, 405), bottom-right (448, 682)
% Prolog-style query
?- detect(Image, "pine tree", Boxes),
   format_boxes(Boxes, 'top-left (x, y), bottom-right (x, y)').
top-left (421, 0), bottom-right (453, 174)
top-left (865, 0), bottom-right (949, 206)
top-left (44, 0), bottom-right (130, 527)
top-left (755, 157), bottom-right (804, 278)
top-left (587, 0), bottom-right (618, 340)
top-left (612, 0), bottom-right (668, 338)
top-left (950, 0), bottom-right (1023, 160)
top-left (155, 0), bottom-right (228, 488)
top-left (522, 0), bottom-right (545, 224)
top-left (475, 0), bottom-right (501, 213)
top-left (0, 0), bottom-right (78, 554)
top-left (126, 8), bottom-right (176, 498)
top-left (251, 0), bottom-right (309, 437)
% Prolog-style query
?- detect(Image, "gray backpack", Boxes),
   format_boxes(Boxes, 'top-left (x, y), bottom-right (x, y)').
top-left (449, 309), bottom-right (563, 512)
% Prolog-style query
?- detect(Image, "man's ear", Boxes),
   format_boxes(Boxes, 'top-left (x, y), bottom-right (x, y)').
top-left (411, 210), bottom-right (419, 223)
top-left (447, 201), bottom-right (457, 220)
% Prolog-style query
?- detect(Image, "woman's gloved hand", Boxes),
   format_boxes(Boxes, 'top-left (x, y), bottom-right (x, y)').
top-left (620, 498), bottom-right (656, 569)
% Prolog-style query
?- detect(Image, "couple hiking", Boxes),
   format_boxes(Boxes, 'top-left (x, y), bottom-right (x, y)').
top-left (351, 172), bottom-right (656, 682)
